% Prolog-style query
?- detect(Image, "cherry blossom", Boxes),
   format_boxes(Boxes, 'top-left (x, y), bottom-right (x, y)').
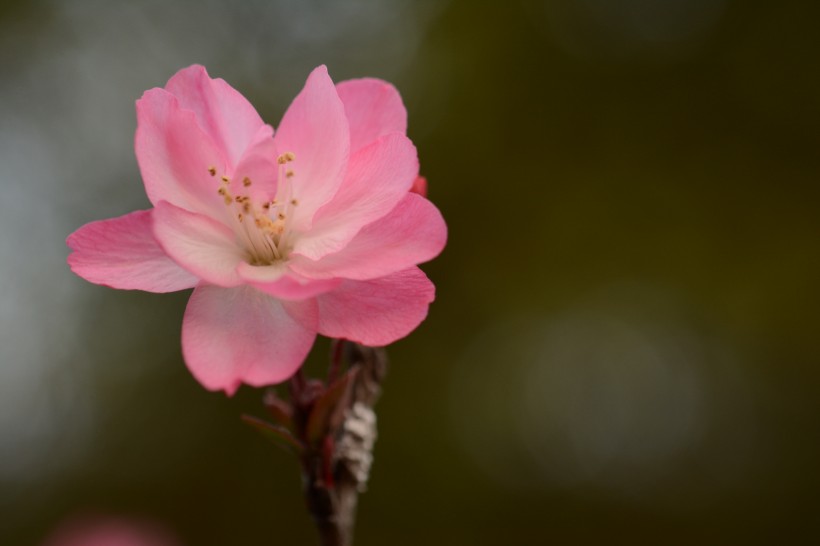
top-left (41, 517), bottom-right (179, 546)
top-left (67, 65), bottom-right (446, 395)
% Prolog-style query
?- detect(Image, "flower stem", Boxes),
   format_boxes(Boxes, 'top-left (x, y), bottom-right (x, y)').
top-left (305, 475), bottom-right (358, 546)
top-left (296, 342), bottom-right (387, 546)
top-left (327, 338), bottom-right (346, 385)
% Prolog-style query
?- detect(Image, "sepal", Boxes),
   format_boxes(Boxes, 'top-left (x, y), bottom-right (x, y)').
top-left (241, 414), bottom-right (305, 455)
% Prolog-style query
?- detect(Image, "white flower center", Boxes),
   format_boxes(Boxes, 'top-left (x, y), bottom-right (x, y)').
top-left (210, 152), bottom-right (298, 266)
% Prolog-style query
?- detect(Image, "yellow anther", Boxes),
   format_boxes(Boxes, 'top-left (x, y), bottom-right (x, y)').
top-left (255, 215), bottom-right (273, 228)
top-left (254, 214), bottom-right (285, 236)
top-left (208, 166), bottom-right (217, 176)
top-left (290, 199), bottom-right (299, 206)
top-left (218, 186), bottom-right (234, 205)
top-left (277, 212), bottom-right (286, 220)
top-left (277, 151), bottom-right (296, 164)
top-left (221, 175), bottom-right (230, 183)
top-left (237, 213), bottom-right (244, 222)
top-left (242, 202), bottom-right (251, 213)
top-left (243, 177), bottom-right (252, 187)
top-left (286, 169), bottom-right (294, 178)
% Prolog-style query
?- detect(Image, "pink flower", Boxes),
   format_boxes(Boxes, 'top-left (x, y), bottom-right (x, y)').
top-left (67, 65), bottom-right (446, 395)
top-left (41, 516), bottom-right (179, 546)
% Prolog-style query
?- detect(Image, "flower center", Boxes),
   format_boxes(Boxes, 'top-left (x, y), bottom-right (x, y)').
top-left (209, 152), bottom-right (298, 266)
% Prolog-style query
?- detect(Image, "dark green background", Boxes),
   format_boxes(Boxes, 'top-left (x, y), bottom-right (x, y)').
top-left (2, 0), bottom-right (819, 544)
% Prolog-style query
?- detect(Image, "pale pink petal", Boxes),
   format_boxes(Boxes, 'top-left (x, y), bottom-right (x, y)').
top-left (236, 261), bottom-right (340, 300)
top-left (294, 133), bottom-right (418, 260)
top-left (67, 209), bottom-right (197, 293)
top-left (278, 298), bottom-right (320, 337)
top-left (164, 65), bottom-right (268, 167)
top-left (234, 261), bottom-right (288, 284)
top-left (291, 193), bottom-right (447, 281)
top-left (152, 201), bottom-right (245, 287)
top-left (273, 65), bottom-right (349, 230)
top-left (237, 262), bottom-right (342, 301)
top-left (316, 267), bottom-right (435, 346)
top-left (136, 88), bottom-right (228, 217)
top-left (228, 124), bottom-right (279, 202)
top-left (336, 77), bottom-right (407, 153)
top-left (182, 285), bottom-right (317, 394)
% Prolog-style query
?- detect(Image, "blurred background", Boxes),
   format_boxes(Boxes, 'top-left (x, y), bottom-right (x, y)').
top-left (2, 0), bottom-right (820, 544)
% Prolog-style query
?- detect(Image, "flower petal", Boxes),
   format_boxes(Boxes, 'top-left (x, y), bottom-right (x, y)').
top-left (234, 261), bottom-right (288, 284)
top-left (237, 262), bottom-right (342, 301)
top-left (293, 133), bottom-right (418, 260)
top-left (316, 267), bottom-right (435, 346)
top-left (273, 65), bottom-right (349, 230)
top-left (291, 193), bottom-right (447, 281)
top-left (136, 88), bottom-right (228, 217)
top-left (228, 124), bottom-right (279, 203)
top-left (66, 209), bottom-right (198, 293)
top-left (164, 65), bottom-right (268, 167)
top-left (336, 77), bottom-right (407, 153)
top-left (152, 201), bottom-right (245, 287)
top-left (182, 285), bottom-right (317, 395)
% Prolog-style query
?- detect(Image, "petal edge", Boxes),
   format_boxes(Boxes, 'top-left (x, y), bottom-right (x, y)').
top-left (182, 285), bottom-right (317, 394)
top-left (67, 209), bottom-right (198, 293)
top-left (316, 267), bottom-right (435, 346)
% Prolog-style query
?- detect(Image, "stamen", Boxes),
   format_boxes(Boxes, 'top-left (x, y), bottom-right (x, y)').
top-left (217, 186), bottom-right (235, 205)
top-left (277, 151), bottom-right (296, 164)
top-left (213, 154), bottom-right (300, 266)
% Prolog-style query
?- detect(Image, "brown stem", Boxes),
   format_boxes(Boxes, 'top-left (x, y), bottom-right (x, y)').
top-left (302, 342), bottom-right (387, 546)
top-left (327, 338), bottom-right (346, 385)
top-left (290, 367), bottom-right (307, 399)
top-left (305, 472), bottom-right (358, 546)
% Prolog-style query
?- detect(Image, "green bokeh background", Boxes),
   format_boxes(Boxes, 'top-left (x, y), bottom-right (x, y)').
top-left (2, 0), bottom-right (820, 544)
